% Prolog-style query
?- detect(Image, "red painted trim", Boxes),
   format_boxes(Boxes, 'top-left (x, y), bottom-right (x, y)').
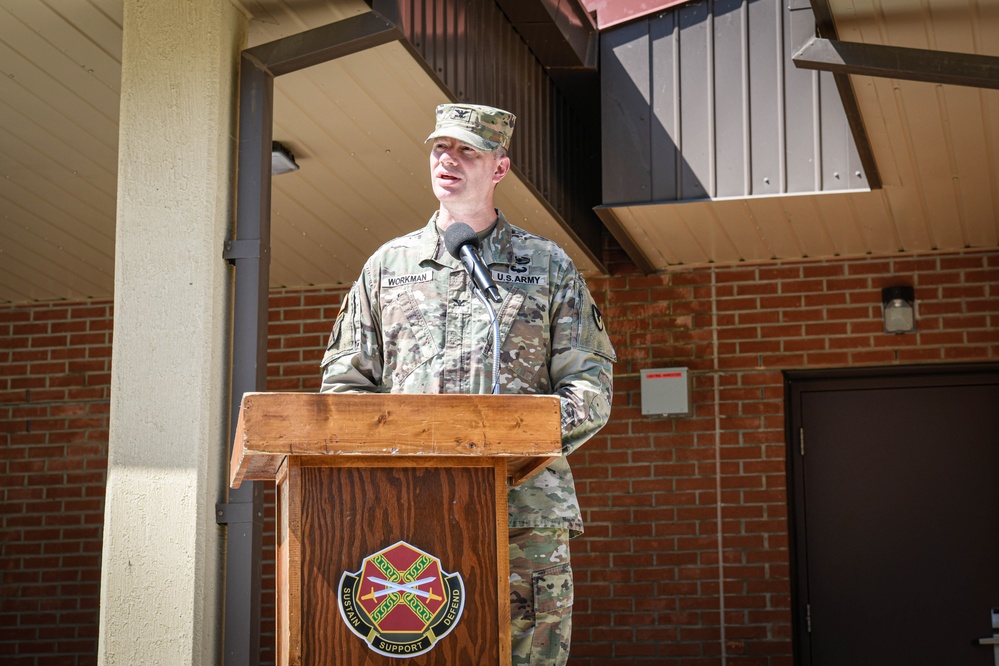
top-left (580, 0), bottom-right (695, 29)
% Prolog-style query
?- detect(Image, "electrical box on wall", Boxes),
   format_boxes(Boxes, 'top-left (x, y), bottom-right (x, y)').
top-left (641, 367), bottom-right (692, 416)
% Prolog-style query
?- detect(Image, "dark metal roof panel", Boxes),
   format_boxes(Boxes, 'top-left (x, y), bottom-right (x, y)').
top-left (377, 0), bottom-right (604, 266)
top-left (600, 0), bottom-right (868, 206)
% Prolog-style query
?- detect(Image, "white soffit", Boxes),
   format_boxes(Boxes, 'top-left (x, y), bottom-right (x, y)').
top-left (0, 0), bottom-right (589, 304)
top-left (831, 0), bottom-right (999, 252)
top-left (0, 0), bottom-right (122, 303)
top-left (248, 1), bottom-right (598, 288)
top-left (267, 39), bottom-right (596, 289)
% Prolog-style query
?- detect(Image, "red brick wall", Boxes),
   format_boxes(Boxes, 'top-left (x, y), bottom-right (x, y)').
top-left (2, 249), bottom-right (996, 664)
top-left (257, 249), bottom-right (998, 664)
top-left (1, 301), bottom-right (112, 665)
top-left (568, 249), bottom-right (998, 664)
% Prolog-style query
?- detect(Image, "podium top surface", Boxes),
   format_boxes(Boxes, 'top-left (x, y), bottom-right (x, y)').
top-left (229, 392), bottom-right (563, 488)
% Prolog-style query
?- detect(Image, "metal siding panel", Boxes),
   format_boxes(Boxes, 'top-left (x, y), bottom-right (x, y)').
top-left (845, 102), bottom-right (870, 192)
top-left (433, 0), bottom-right (446, 82)
top-left (650, 12), bottom-right (679, 201)
top-left (713, 0), bottom-right (750, 198)
top-left (449, 0), bottom-right (460, 94)
top-left (544, 79), bottom-right (555, 203)
top-left (531, 49), bottom-right (542, 189)
top-left (748, 0), bottom-right (782, 196)
top-left (819, 69), bottom-right (852, 191)
top-left (785, 6), bottom-right (820, 193)
top-left (601, 21), bottom-right (652, 204)
top-left (454, 0), bottom-right (467, 99)
top-left (678, 2), bottom-right (712, 201)
top-left (381, 0), bottom-right (602, 265)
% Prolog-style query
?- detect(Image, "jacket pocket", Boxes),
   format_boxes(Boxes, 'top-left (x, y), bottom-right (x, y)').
top-left (533, 562), bottom-right (573, 614)
top-left (498, 288), bottom-right (551, 392)
top-left (381, 286), bottom-right (438, 387)
top-left (530, 562), bottom-right (573, 665)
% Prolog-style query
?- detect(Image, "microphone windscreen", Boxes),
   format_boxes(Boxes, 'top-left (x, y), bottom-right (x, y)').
top-left (443, 222), bottom-right (479, 259)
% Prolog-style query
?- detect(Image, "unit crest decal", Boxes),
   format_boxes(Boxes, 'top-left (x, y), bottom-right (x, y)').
top-left (338, 541), bottom-right (465, 658)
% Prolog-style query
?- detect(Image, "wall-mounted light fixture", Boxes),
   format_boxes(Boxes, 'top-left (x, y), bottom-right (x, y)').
top-left (881, 285), bottom-right (915, 334)
top-left (271, 141), bottom-right (299, 175)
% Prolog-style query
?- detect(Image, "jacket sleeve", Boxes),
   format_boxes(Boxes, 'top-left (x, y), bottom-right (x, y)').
top-left (319, 265), bottom-right (384, 393)
top-left (548, 266), bottom-right (616, 455)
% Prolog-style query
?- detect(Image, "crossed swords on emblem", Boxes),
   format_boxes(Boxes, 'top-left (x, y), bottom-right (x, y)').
top-left (362, 576), bottom-right (443, 602)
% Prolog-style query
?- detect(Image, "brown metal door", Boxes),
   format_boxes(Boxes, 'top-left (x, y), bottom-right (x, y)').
top-left (788, 366), bottom-right (999, 665)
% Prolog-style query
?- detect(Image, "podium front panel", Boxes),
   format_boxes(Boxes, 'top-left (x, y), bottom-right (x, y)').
top-left (279, 457), bottom-right (509, 665)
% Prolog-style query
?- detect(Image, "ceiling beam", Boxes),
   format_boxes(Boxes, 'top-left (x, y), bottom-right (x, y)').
top-left (793, 37), bottom-right (999, 90)
top-left (794, 0), bottom-right (882, 189)
top-left (243, 11), bottom-right (402, 76)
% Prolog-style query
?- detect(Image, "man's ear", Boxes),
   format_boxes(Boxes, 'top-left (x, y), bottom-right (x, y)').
top-left (492, 155), bottom-right (511, 184)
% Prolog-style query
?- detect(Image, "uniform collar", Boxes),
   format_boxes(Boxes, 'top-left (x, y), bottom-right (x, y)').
top-left (481, 210), bottom-right (515, 267)
top-left (420, 209), bottom-right (515, 268)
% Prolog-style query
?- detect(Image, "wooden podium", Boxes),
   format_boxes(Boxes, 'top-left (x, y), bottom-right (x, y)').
top-left (229, 392), bottom-right (561, 665)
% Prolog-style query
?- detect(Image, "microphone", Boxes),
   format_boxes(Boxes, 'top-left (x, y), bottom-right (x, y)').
top-left (443, 221), bottom-right (503, 394)
top-left (443, 223), bottom-right (502, 304)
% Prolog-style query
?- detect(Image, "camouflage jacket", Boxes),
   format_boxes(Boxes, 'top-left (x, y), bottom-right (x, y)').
top-left (320, 211), bottom-right (615, 535)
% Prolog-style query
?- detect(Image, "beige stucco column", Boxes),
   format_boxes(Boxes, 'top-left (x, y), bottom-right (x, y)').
top-left (99, 1), bottom-right (247, 663)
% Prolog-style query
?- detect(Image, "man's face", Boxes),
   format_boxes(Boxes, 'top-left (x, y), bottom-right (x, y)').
top-left (429, 137), bottom-right (510, 209)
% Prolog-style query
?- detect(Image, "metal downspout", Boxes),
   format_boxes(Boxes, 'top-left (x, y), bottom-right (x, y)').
top-left (214, 11), bottom-right (420, 663)
top-left (218, 52), bottom-right (273, 666)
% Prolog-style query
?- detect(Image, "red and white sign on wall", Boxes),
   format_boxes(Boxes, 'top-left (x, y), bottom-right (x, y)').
top-left (640, 367), bottom-right (692, 416)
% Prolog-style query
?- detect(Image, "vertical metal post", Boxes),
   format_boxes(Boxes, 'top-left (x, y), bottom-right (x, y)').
top-left (217, 13), bottom-right (402, 663)
top-left (219, 52), bottom-right (273, 666)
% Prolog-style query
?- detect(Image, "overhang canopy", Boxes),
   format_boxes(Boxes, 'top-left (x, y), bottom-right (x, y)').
top-left (0, 0), bottom-right (603, 304)
top-left (2, 0), bottom-right (997, 302)
top-left (596, 0), bottom-right (999, 273)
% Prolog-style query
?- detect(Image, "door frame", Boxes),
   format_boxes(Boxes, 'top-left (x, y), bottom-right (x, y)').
top-left (783, 362), bottom-right (999, 665)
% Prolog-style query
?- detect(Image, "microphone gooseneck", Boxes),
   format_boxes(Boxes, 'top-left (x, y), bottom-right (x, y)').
top-left (443, 222), bottom-right (503, 394)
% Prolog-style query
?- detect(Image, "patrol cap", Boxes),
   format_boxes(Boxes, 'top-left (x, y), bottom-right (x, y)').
top-left (425, 103), bottom-right (516, 152)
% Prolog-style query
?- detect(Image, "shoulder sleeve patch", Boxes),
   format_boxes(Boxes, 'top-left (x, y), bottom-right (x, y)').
top-left (591, 304), bottom-right (605, 331)
top-left (321, 286), bottom-right (359, 368)
top-left (577, 285), bottom-right (616, 362)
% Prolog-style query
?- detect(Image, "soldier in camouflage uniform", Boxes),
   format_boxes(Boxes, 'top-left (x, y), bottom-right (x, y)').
top-left (320, 103), bottom-right (615, 665)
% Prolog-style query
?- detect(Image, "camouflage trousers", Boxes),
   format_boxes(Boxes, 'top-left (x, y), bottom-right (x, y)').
top-left (509, 527), bottom-right (572, 666)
